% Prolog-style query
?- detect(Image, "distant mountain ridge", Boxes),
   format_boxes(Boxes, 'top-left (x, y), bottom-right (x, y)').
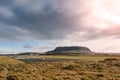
top-left (14, 46), bottom-right (93, 55)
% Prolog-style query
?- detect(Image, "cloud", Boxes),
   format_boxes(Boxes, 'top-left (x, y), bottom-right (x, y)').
top-left (23, 44), bottom-right (33, 49)
top-left (0, 0), bottom-right (120, 41)
top-left (22, 44), bottom-right (55, 52)
top-left (0, 23), bottom-right (31, 40)
top-left (0, 48), bottom-right (19, 54)
top-left (102, 46), bottom-right (120, 53)
top-left (0, 0), bottom-right (82, 41)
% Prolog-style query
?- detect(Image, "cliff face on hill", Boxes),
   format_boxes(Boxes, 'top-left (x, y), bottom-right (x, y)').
top-left (54, 46), bottom-right (91, 52)
top-left (46, 46), bottom-right (92, 55)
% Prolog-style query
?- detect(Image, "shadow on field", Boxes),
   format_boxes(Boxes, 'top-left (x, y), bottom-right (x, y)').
top-left (18, 58), bottom-right (73, 62)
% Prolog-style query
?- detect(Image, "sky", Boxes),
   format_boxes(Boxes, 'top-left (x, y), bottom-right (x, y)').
top-left (1, 0), bottom-right (120, 53)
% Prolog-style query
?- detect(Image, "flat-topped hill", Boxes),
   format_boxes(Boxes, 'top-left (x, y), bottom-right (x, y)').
top-left (46, 46), bottom-right (92, 55)
top-left (54, 46), bottom-right (91, 51)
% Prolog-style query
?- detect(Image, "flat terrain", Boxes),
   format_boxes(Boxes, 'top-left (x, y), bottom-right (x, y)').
top-left (0, 54), bottom-right (120, 80)
top-left (18, 54), bottom-right (120, 62)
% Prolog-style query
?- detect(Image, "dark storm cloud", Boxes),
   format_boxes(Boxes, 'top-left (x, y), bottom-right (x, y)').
top-left (0, 0), bottom-right (14, 6)
top-left (0, 0), bottom-right (82, 40)
top-left (0, 0), bottom-right (120, 41)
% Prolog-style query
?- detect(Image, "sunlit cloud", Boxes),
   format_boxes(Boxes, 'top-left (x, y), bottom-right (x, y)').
top-left (0, 0), bottom-right (120, 52)
top-left (0, 0), bottom-right (120, 41)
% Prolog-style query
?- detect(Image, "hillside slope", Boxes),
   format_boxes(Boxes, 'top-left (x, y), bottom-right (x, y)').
top-left (46, 46), bottom-right (93, 55)
top-left (0, 56), bottom-right (24, 64)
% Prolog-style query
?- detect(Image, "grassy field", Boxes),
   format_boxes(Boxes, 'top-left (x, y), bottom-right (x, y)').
top-left (0, 56), bottom-right (24, 65)
top-left (23, 54), bottom-right (120, 61)
top-left (0, 55), bottom-right (120, 80)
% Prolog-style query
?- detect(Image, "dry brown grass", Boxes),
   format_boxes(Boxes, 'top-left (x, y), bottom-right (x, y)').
top-left (0, 56), bottom-right (24, 65)
top-left (0, 56), bottom-right (120, 80)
